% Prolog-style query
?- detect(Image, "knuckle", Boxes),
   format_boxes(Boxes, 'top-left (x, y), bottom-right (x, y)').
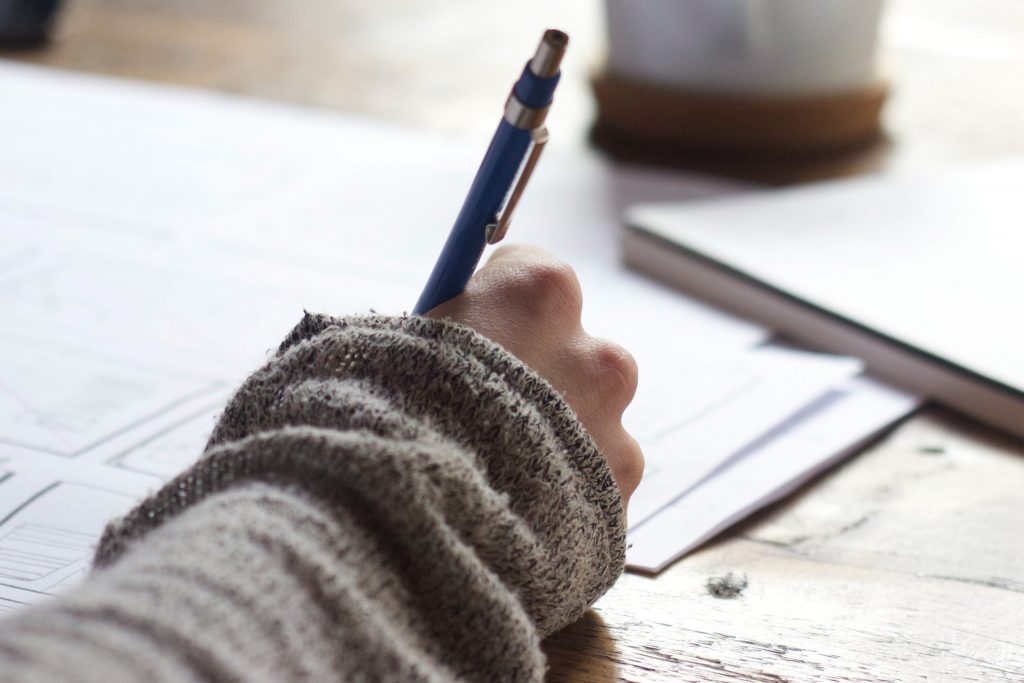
top-left (589, 340), bottom-right (639, 405)
top-left (489, 244), bottom-right (524, 261)
top-left (514, 260), bottom-right (583, 318)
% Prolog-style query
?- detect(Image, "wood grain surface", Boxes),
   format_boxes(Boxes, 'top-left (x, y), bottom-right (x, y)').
top-left (545, 412), bottom-right (1024, 681)
top-left (5, 1), bottom-right (1023, 680)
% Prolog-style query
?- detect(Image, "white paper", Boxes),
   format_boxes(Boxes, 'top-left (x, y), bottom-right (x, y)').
top-left (0, 335), bottom-right (221, 457)
top-left (92, 399), bottom-right (227, 479)
top-left (0, 451), bottom-right (160, 609)
top-left (626, 347), bottom-right (863, 528)
top-left (626, 377), bottom-right (919, 573)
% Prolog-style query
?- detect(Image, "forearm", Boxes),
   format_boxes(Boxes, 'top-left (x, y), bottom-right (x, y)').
top-left (0, 314), bottom-right (625, 683)
top-left (3, 478), bottom-right (539, 682)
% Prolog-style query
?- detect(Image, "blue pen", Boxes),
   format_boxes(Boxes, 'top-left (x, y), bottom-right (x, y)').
top-left (413, 29), bottom-right (568, 315)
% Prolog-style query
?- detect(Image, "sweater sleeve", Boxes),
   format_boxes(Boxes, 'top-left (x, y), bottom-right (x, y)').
top-left (0, 314), bottom-right (626, 683)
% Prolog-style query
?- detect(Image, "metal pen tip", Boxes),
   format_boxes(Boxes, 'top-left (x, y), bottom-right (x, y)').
top-left (529, 29), bottom-right (569, 79)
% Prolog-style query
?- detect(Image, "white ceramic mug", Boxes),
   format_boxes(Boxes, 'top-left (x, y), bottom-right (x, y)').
top-left (605, 0), bottom-right (885, 96)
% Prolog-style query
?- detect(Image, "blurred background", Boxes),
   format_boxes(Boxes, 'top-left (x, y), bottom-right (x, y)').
top-left (3, 0), bottom-right (1023, 183)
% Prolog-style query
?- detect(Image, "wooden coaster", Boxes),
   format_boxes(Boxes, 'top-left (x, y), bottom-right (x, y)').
top-left (591, 69), bottom-right (888, 179)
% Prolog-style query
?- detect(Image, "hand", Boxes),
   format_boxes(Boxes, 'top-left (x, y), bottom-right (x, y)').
top-left (426, 245), bottom-right (644, 508)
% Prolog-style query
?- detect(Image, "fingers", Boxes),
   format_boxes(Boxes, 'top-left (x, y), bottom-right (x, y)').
top-left (571, 338), bottom-right (639, 415)
top-left (564, 338), bottom-right (644, 505)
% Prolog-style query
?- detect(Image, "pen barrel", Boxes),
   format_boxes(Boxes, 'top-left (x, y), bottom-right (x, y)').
top-left (413, 119), bottom-right (533, 315)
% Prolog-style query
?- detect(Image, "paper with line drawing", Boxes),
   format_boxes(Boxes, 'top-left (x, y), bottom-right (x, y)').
top-left (0, 58), bottom-right (918, 616)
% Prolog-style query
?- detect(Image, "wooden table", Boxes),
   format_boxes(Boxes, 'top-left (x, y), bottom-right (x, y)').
top-left (7, 1), bottom-right (1024, 680)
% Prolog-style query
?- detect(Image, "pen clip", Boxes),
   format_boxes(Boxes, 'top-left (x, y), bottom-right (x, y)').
top-left (486, 126), bottom-right (549, 244)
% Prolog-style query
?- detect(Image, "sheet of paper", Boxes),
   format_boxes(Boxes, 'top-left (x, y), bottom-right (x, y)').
top-left (0, 375), bottom-right (234, 615)
top-left (626, 377), bottom-right (919, 573)
top-left (0, 449), bottom-right (162, 610)
top-left (625, 347), bottom-right (863, 528)
top-left (0, 336), bottom-right (220, 458)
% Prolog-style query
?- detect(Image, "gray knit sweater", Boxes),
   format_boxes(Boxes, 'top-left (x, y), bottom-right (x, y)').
top-left (0, 314), bottom-right (625, 682)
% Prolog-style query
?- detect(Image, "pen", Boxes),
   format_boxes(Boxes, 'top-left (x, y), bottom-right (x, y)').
top-left (412, 29), bottom-right (569, 315)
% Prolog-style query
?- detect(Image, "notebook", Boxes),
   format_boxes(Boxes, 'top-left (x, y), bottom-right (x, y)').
top-left (624, 159), bottom-right (1024, 439)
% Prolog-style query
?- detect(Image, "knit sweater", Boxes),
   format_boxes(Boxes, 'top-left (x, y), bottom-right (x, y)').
top-left (0, 314), bottom-right (626, 682)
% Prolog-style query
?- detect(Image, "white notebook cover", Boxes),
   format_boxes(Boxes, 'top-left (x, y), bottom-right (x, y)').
top-left (624, 159), bottom-right (1024, 438)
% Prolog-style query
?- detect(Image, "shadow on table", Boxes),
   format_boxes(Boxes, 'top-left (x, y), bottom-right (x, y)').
top-left (542, 609), bottom-right (621, 682)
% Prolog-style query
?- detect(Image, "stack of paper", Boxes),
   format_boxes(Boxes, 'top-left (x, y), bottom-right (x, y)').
top-left (577, 267), bottom-right (917, 572)
top-left (0, 62), bottom-right (917, 615)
